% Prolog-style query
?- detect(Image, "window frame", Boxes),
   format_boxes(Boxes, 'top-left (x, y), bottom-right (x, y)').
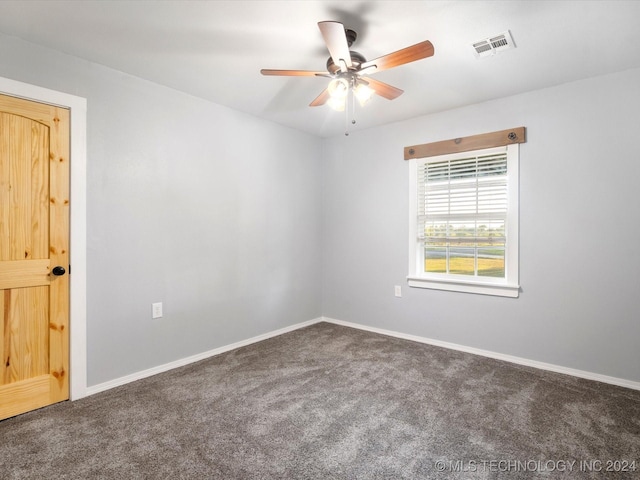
top-left (408, 144), bottom-right (520, 297)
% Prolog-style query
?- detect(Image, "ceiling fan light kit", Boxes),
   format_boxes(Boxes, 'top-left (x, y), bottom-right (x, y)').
top-left (354, 83), bottom-right (374, 105)
top-left (326, 75), bottom-right (374, 111)
top-left (261, 21), bottom-right (434, 135)
top-left (328, 77), bottom-right (349, 99)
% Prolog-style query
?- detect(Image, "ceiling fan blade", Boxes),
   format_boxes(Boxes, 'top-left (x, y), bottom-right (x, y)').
top-left (360, 40), bottom-right (434, 73)
top-left (261, 69), bottom-right (326, 76)
top-left (364, 77), bottom-right (404, 100)
top-left (318, 21), bottom-right (352, 72)
top-left (309, 88), bottom-right (331, 107)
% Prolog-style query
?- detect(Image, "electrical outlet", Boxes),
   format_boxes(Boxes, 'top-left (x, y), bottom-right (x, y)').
top-left (152, 302), bottom-right (163, 319)
top-left (394, 285), bottom-right (402, 297)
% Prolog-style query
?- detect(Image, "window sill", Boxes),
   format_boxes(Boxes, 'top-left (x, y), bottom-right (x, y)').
top-left (407, 276), bottom-right (520, 298)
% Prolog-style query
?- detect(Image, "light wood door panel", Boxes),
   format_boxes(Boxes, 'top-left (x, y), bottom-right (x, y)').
top-left (1, 287), bottom-right (49, 383)
top-left (0, 93), bottom-right (69, 420)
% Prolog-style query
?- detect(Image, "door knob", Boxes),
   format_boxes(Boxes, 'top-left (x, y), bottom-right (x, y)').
top-left (52, 266), bottom-right (66, 276)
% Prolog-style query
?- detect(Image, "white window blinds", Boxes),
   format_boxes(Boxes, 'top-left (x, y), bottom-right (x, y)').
top-left (417, 150), bottom-right (508, 245)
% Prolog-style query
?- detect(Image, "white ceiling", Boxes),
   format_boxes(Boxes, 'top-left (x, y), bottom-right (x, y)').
top-left (1, 1), bottom-right (639, 138)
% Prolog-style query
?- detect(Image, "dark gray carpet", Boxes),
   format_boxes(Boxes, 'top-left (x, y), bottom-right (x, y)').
top-left (1, 322), bottom-right (639, 479)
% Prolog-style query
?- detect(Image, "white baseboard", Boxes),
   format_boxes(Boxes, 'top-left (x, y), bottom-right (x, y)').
top-left (86, 315), bottom-right (639, 397)
top-left (86, 318), bottom-right (323, 396)
top-left (321, 317), bottom-right (640, 392)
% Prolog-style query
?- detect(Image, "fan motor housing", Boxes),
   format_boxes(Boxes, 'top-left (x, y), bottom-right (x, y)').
top-left (326, 51), bottom-right (367, 74)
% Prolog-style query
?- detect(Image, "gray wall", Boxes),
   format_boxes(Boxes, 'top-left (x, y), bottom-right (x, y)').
top-left (2, 31), bottom-right (639, 387)
top-left (321, 67), bottom-right (640, 383)
top-left (0, 33), bottom-right (323, 386)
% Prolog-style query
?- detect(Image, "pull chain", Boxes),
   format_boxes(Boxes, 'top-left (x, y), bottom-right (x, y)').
top-left (344, 97), bottom-right (349, 136)
top-left (344, 89), bottom-right (358, 136)
top-left (352, 90), bottom-right (357, 126)
top-left (344, 89), bottom-right (350, 136)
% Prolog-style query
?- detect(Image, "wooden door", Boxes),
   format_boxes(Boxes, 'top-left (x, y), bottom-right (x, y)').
top-left (0, 93), bottom-right (69, 420)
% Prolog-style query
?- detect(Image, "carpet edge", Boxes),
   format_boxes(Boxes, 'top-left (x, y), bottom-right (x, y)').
top-left (321, 317), bottom-right (640, 391)
top-left (85, 317), bottom-right (324, 397)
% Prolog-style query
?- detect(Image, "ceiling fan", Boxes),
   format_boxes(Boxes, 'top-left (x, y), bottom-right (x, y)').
top-left (261, 21), bottom-right (435, 110)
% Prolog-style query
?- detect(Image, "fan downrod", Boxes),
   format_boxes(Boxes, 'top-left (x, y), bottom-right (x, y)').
top-left (345, 29), bottom-right (357, 47)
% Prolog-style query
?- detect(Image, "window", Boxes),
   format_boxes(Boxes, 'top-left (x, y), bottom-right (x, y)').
top-left (408, 144), bottom-right (519, 297)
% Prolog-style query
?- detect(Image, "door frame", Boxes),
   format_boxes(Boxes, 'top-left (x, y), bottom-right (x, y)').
top-left (0, 76), bottom-right (87, 400)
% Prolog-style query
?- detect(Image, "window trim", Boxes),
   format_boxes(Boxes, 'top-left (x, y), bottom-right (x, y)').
top-left (408, 144), bottom-right (520, 298)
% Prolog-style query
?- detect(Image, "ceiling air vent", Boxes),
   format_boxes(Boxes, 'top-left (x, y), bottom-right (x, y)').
top-left (472, 30), bottom-right (516, 58)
